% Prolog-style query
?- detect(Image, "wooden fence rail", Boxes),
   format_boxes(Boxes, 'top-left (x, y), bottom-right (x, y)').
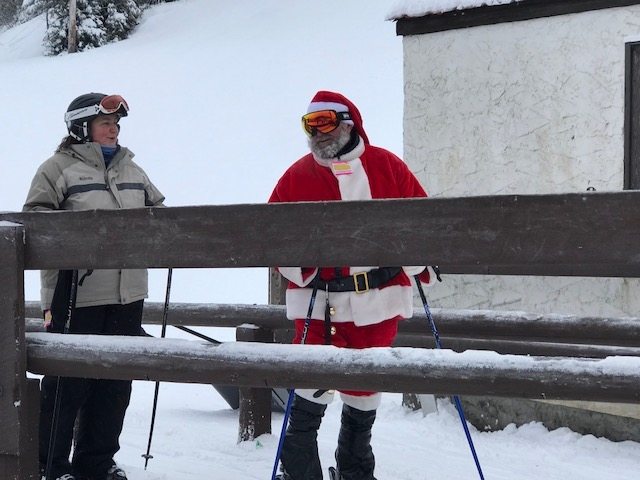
top-left (2, 192), bottom-right (640, 276)
top-left (25, 333), bottom-right (640, 404)
top-left (25, 301), bottom-right (640, 359)
top-left (26, 301), bottom-right (640, 347)
top-left (128, 302), bottom-right (640, 346)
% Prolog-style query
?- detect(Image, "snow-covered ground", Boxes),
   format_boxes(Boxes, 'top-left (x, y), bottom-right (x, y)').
top-left (2, 1), bottom-right (640, 478)
top-left (117, 382), bottom-right (640, 479)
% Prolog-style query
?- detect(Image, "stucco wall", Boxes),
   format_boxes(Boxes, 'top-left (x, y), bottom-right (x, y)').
top-left (403, 6), bottom-right (640, 316)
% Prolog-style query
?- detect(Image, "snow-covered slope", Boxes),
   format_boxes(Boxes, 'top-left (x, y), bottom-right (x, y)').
top-left (3, 1), bottom-right (639, 478)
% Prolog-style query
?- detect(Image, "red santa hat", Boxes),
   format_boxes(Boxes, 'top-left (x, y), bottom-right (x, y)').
top-left (307, 90), bottom-right (370, 144)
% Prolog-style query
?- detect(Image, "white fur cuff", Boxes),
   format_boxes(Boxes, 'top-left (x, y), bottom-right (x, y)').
top-left (340, 392), bottom-right (381, 411)
top-left (278, 267), bottom-right (318, 287)
top-left (296, 388), bottom-right (335, 405)
top-left (403, 266), bottom-right (425, 276)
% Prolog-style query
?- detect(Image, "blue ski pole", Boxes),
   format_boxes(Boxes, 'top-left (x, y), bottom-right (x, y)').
top-left (415, 274), bottom-right (486, 480)
top-left (270, 277), bottom-right (320, 480)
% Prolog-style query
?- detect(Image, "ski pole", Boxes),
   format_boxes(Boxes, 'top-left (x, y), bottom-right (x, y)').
top-left (174, 325), bottom-right (288, 411)
top-left (45, 269), bottom-right (79, 480)
top-left (270, 277), bottom-right (320, 480)
top-left (174, 324), bottom-right (221, 344)
top-left (414, 275), bottom-right (486, 480)
top-left (142, 268), bottom-right (173, 469)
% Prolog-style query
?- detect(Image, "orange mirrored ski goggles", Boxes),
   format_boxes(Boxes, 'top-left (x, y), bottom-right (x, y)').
top-left (301, 110), bottom-right (352, 136)
top-left (99, 95), bottom-right (129, 115)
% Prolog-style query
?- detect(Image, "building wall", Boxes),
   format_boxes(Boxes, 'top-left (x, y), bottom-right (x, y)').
top-left (403, 6), bottom-right (640, 316)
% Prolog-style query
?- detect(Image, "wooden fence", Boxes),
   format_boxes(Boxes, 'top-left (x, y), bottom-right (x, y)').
top-left (3, 191), bottom-right (640, 478)
top-left (23, 301), bottom-right (640, 358)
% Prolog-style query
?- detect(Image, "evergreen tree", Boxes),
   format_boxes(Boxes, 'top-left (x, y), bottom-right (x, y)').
top-left (0, 0), bottom-right (22, 28)
top-left (14, 0), bottom-right (176, 55)
top-left (17, 0), bottom-right (54, 24)
top-left (138, 0), bottom-right (177, 5)
top-left (42, 0), bottom-right (143, 55)
top-left (103, 1), bottom-right (142, 43)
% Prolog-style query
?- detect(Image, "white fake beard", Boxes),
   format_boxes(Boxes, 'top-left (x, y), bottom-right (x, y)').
top-left (309, 125), bottom-right (352, 159)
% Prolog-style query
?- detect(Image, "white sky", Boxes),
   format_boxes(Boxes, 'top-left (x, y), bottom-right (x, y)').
top-left (2, 1), bottom-right (639, 478)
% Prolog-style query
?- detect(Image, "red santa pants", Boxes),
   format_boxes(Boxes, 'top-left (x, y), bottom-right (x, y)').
top-left (293, 316), bottom-right (400, 397)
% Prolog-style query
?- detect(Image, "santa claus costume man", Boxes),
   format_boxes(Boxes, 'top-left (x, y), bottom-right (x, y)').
top-left (269, 90), bottom-right (436, 480)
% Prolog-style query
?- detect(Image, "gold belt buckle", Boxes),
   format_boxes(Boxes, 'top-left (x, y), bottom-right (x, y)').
top-left (353, 271), bottom-right (369, 293)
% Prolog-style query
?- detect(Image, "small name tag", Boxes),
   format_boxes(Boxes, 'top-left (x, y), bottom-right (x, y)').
top-left (331, 161), bottom-right (353, 176)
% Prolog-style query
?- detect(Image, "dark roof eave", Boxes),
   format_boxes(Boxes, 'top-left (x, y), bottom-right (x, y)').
top-left (395, 0), bottom-right (640, 36)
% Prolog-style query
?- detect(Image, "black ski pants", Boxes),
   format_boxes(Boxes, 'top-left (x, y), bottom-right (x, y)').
top-left (280, 394), bottom-right (328, 479)
top-left (39, 300), bottom-right (144, 479)
top-left (335, 404), bottom-right (377, 480)
top-left (279, 396), bottom-right (378, 480)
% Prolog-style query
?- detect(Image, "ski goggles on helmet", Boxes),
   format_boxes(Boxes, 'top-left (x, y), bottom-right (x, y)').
top-left (301, 110), bottom-right (352, 136)
top-left (64, 95), bottom-right (129, 123)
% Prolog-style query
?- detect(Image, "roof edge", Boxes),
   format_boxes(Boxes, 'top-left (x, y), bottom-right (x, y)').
top-left (395, 0), bottom-right (640, 36)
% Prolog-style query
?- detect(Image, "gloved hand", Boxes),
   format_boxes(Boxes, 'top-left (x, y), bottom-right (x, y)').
top-left (43, 309), bottom-right (52, 331)
top-left (406, 266), bottom-right (442, 285)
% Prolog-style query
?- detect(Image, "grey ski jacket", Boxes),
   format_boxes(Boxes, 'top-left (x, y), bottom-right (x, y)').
top-left (23, 142), bottom-right (165, 310)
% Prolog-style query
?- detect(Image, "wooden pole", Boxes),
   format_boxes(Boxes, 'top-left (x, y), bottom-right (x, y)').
top-left (0, 222), bottom-right (36, 479)
top-left (236, 268), bottom-right (287, 441)
top-left (237, 326), bottom-right (274, 441)
top-left (67, 0), bottom-right (77, 54)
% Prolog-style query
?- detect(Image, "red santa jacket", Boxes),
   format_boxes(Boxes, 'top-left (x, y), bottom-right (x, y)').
top-left (269, 136), bottom-right (435, 326)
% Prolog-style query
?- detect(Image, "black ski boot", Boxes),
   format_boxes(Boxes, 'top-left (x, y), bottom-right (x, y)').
top-left (334, 404), bottom-right (377, 480)
top-left (105, 464), bottom-right (127, 479)
top-left (279, 394), bottom-right (327, 480)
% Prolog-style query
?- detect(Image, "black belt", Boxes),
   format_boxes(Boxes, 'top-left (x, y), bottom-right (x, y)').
top-left (313, 267), bottom-right (402, 293)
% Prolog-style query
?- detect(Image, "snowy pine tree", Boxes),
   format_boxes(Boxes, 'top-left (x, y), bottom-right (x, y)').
top-left (103, 0), bottom-right (142, 43)
top-left (138, 0), bottom-right (178, 5)
top-left (40, 0), bottom-right (143, 55)
top-left (14, 0), bottom-right (175, 55)
top-left (17, 0), bottom-right (54, 24)
top-left (0, 0), bottom-right (23, 28)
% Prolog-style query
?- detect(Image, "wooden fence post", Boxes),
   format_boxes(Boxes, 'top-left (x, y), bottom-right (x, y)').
top-left (269, 268), bottom-right (294, 344)
top-left (237, 325), bottom-right (275, 442)
top-left (268, 267), bottom-right (286, 306)
top-left (236, 268), bottom-right (287, 441)
top-left (0, 222), bottom-right (37, 479)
